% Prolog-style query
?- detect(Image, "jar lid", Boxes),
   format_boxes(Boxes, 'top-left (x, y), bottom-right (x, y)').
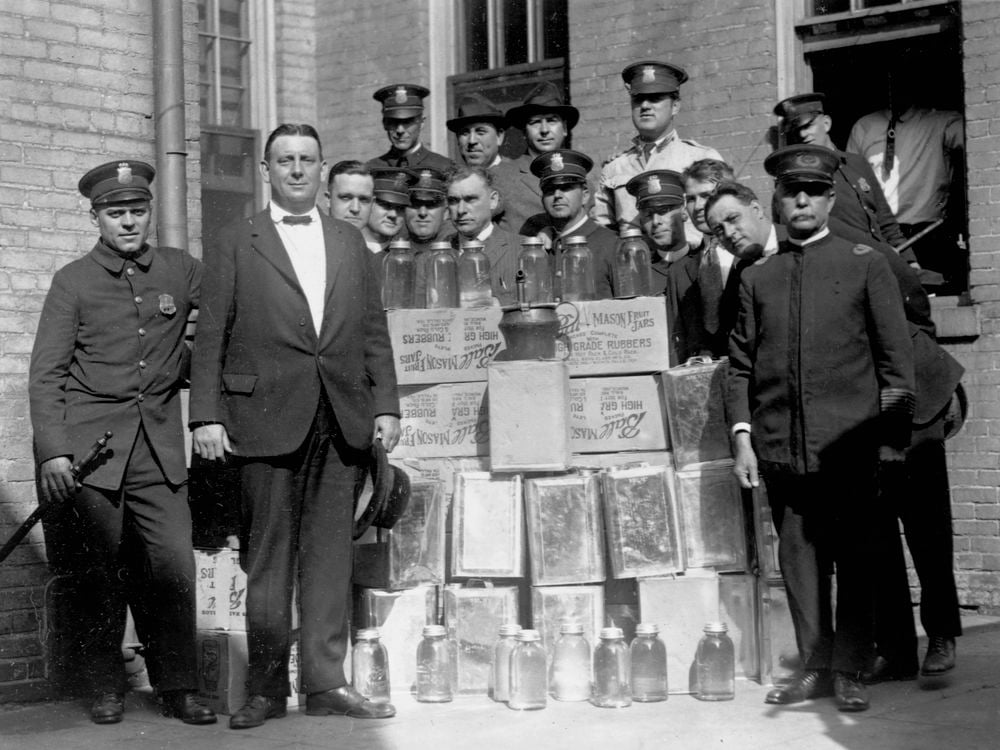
top-left (703, 621), bottom-right (729, 633)
top-left (422, 624), bottom-right (447, 637)
top-left (564, 235), bottom-right (588, 246)
top-left (356, 627), bottom-right (381, 641)
top-left (635, 622), bottom-right (660, 635)
top-left (599, 626), bottom-right (624, 640)
top-left (429, 241), bottom-right (453, 251)
top-left (520, 237), bottom-right (544, 247)
top-left (499, 623), bottom-right (523, 636)
top-left (619, 226), bottom-right (644, 238)
top-left (559, 619), bottom-right (584, 635)
top-left (516, 629), bottom-right (541, 642)
top-left (388, 239), bottom-right (411, 250)
top-left (461, 240), bottom-right (485, 250)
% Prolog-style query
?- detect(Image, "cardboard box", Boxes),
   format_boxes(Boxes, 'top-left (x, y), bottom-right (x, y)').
top-left (354, 480), bottom-right (447, 589)
top-left (395, 382), bottom-right (489, 458)
top-left (443, 585), bottom-right (519, 694)
top-left (660, 357), bottom-right (733, 469)
top-left (388, 307), bottom-right (505, 385)
top-left (195, 549), bottom-right (228, 631)
top-left (555, 297), bottom-right (671, 376)
top-left (488, 360), bottom-right (571, 471)
top-left (451, 472), bottom-right (524, 578)
top-left (719, 573), bottom-right (760, 680)
top-left (637, 574), bottom-right (720, 694)
top-left (601, 465), bottom-right (684, 578)
top-left (675, 461), bottom-right (748, 572)
top-left (358, 586), bottom-right (438, 695)
top-left (524, 474), bottom-right (606, 585)
top-left (195, 630), bottom-right (301, 714)
top-left (758, 581), bottom-right (801, 686)
top-left (569, 375), bottom-right (668, 453)
top-left (391, 456), bottom-right (490, 498)
top-left (570, 451), bottom-right (673, 471)
top-left (531, 584), bottom-right (605, 662)
top-left (224, 549), bottom-right (247, 631)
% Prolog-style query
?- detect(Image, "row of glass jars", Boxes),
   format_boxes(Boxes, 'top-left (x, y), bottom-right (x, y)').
top-left (381, 228), bottom-right (655, 310)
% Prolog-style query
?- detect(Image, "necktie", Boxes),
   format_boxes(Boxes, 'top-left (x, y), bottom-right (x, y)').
top-left (698, 242), bottom-right (724, 337)
top-left (640, 141), bottom-right (655, 166)
top-left (282, 214), bottom-right (312, 225)
top-left (883, 115), bottom-right (897, 181)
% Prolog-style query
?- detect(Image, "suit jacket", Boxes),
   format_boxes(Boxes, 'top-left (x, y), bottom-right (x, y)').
top-left (491, 156), bottom-right (541, 236)
top-left (29, 243), bottom-right (201, 490)
top-left (367, 143), bottom-right (453, 171)
top-left (189, 210), bottom-right (399, 457)
top-left (662, 244), bottom-right (706, 366)
top-left (452, 226), bottom-right (522, 306)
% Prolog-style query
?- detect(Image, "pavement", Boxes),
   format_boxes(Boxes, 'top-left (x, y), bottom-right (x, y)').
top-left (2, 615), bottom-right (999, 750)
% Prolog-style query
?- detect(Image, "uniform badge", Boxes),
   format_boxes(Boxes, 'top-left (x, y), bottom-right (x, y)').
top-left (858, 177), bottom-right (871, 192)
top-left (796, 152), bottom-right (820, 168)
top-left (158, 293), bottom-right (177, 316)
top-left (647, 175), bottom-right (661, 194)
top-left (418, 170), bottom-right (433, 188)
top-left (117, 162), bottom-right (133, 185)
top-left (641, 66), bottom-right (656, 83)
top-left (393, 173), bottom-right (408, 190)
top-left (394, 86), bottom-right (408, 104)
top-left (550, 153), bottom-right (564, 172)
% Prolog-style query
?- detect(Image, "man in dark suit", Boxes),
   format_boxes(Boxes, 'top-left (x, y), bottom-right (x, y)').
top-left (446, 165), bottom-right (522, 306)
top-left (189, 123), bottom-right (401, 729)
top-left (367, 83), bottom-right (452, 171)
top-left (728, 144), bottom-right (915, 713)
top-left (29, 160), bottom-right (214, 726)
top-left (521, 149), bottom-right (616, 300)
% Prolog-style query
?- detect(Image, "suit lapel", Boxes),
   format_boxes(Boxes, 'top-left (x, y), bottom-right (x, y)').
top-left (322, 215), bottom-right (345, 311)
top-left (251, 212), bottom-right (303, 292)
top-left (517, 155), bottom-right (540, 199)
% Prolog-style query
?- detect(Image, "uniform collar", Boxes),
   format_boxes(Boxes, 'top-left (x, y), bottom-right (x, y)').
top-left (389, 143), bottom-right (424, 158)
top-left (786, 226), bottom-right (830, 248)
top-left (632, 129), bottom-right (678, 152)
top-left (91, 239), bottom-right (154, 273)
top-left (558, 213), bottom-right (590, 238)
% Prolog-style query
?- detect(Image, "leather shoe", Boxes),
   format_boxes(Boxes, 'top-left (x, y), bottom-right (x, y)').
top-left (861, 655), bottom-right (918, 685)
top-left (764, 669), bottom-right (834, 705)
top-left (161, 690), bottom-right (217, 725)
top-left (229, 695), bottom-right (287, 730)
top-left (834, 671), bottom-right (870, 712)
top-left (921, 636), bottom-right (956, 675)
top-left (90, 692), bottom-right (124, 724)
top-left (305, 685), bottom-right (396, 719)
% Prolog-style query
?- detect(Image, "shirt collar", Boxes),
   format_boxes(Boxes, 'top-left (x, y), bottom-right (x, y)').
top-left (559, 214), bottom-right (589, 238)
top-left (391, 143), bottom-right (423, 157)
top-left (489, 154), bottom-right (503, 168)
top-left (476, 223), bottom-right (495, 242)
top-left (269, 203), bottom-right (321, 224)
top-left (632, 129), bottom-right (678, 152)
top-left (764, 224), bottom-right (779, 256)
top-left (787, 226), bottom-right (830, 248)
top-left (91, 239), bottom-right (154, 273)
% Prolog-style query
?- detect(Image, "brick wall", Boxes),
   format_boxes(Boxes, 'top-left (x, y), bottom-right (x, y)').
top-left (276, 0), bottom-right (319, 126)
top-left (0, 0), bottom-right (202, 701)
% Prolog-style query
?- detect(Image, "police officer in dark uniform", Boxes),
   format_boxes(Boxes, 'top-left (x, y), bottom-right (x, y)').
top-left (774, 93), bottom-right (917, 265)
top-left (28, 161), bottom-right (214, 726)
top-left (728, 144), bottom-right (915, 713)
top-left (404, 167), bottom-right (455, 305)
top-left (367, 84), bottom-right (453, 171)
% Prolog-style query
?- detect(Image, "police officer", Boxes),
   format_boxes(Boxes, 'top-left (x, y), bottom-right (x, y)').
top-left (367, 84), bottom-right (452, 171)
top-left (363, 168), bottom-right (411, 255)
top-left (404, 167), bottom-right (454, 305)
top-left (593, 60), bottom-right (722, 244)
top-left (29, 160), bottom-right (214, 726)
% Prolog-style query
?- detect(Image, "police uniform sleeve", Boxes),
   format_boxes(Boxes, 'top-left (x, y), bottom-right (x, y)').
top-left (590, 161), bottom-right (617, 228)
top-left (28, 270), bottom-right (80, 464)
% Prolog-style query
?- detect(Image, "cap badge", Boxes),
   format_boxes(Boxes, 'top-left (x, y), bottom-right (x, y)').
top-left (796, 153), bottom-right (821, 168)
top-left (858, 177), bottom-right (871, 193)
top-left (641, 66), bottom-right (656, 83)
top-left (117, 162), bottom-right (133, 185)
top-left (393, 173), bottom-right (408, 189)
top-left (394, 86), bottom-right (408, 104)
top-left (418, 170), bottom-right (433, 187)
top-left (647, 175), bottom-right (662, 194)
top-left (550, 153), bottom-right (564, 172)
top-left (158, 293), bottom-right (176, 316)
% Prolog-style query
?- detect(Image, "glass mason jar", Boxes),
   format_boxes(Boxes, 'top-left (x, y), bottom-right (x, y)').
top-left (382, 238), bottom-right (416, 309)
top-left (560, 235), bottom-right (596, 301)
top-left (613, 226), bottom-right (652, 298)
top-left (426, 240), bottom-right (459, 308)
top-left (629, 622), bottom-right (668, 702)
top-left (352, 627), bottom-right (391, 703)
top-left (549, 620), bottom-right (591, 702)
top-left (695, 622), bottom-right (735, 701)
top-left (508, 629), bottom-right (547, 710)
top-left (518, 236), bottom-right (553, 303)
top-left (457, 240), bottom-right (494, 307)
top-left (490, 623), bottom-right (522, 703)
top-left (591, 626), bottom-right (631, 708)
top-left (415, 624), bottom-right (453, 703)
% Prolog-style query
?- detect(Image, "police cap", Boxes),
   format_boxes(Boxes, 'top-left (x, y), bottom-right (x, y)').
top-left (374, 83), bottom-right (430, 118)
top-left (764, 144), bottom-right (839, 186)
top-left (371, 168), bottom-right (412, 207)
top-left (621, 60), bottom-right (689, 96)
top-left (625, 169), bottom-right (685, 209)
top-left (773, 93), bottom-right (826, 132)
top-left (78, 160), bottom-right (155, 206)
top-left (407, 167), bottom-right (448, 201)
top-left (530, 149), bottom-right (593, 189)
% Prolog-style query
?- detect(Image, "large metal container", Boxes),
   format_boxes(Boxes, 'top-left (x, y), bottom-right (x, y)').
top-left (660, 356), bottom-right (733, 469)
top-left (524, 473), bottom-right (606, 585)
top-left (530, 584), bottom-right (605, 663)
top-left (451, 472), bottom-right (524, 578)
top-left (675, 460), bottom-right (748, 572)
top-left (357, 586), bottom-right (439, 695)
top-left (757, 580), bottom-right (801, 686)
top-left (719, 573), bottom-right (760, 680)
top-left (443, 584), bottom-right (520, 694)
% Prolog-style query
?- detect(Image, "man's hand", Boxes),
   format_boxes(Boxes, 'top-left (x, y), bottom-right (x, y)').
top-left (733, 432), bottom-right (760, 489)
top-left (192, 424), bottom-right (232, 461)
top-left (39, 456), bottom-right (77, 504)
top-left (374, 415), bottom-right (401, 453)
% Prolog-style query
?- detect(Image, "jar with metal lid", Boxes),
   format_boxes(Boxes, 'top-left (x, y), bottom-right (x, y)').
top-left (549, 619), bottom-right (591, 701)
top-left (560, 235), bottom-right (596, 301)
top-left (695, 622), bottom-right (735, 701)
top-left (352, 627), bottom-right (391, 703)
top-left (425, 240), bottom-right (459, 308)
top-left (591, 626), bottom-right (631, 707)
top-left (518, 236), bottom-right (553, 303)
top-left (457, 240), bottom-right (494, 307)
top-left (508, 629), bottom-right (547, 710)
top-left (613, 226), bottom-right (652, 298)
top-left (490, 623), bottom-right (522, 702)
top-left (382, 238), bottom-right (416, 309)
top-left (629, 622), bottom-right (667, 702)
top-left (415, 624), bottom-right (452, 702)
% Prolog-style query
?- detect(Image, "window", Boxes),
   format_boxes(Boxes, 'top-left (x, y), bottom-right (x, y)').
top-left (199, 0), bottom-right (260, 251)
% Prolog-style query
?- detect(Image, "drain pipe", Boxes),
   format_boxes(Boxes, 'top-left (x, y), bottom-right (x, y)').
top-left (153, 0), bottom-right (189, 253)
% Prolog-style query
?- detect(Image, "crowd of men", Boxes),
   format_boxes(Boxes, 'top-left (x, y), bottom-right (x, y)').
top-left (26, 55), bottom-right (967, 728)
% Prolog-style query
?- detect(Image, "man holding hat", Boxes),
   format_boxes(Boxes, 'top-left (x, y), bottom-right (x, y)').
top-left (523, 149), bottom-right (616, 299)
top-left (190, 123), bottom-right (400, 728)
top-left (504, 82), bottom-right (593, 233)
top-left (29, 160), bottom-right (214, 725)
top-left (727, 143), bottom-right (915, 713)
top-left (363, 168), bottom-right (411, 255)
top-left (773, 93), bottom-right (913, 265)
top-left (593, 60), bottom-right (722, 245)
top-left (367, 83), bottom-right (452, 171)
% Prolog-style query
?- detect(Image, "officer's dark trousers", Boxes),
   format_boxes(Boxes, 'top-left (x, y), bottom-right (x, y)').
top-left (874, 420), bottom-right (962, 668)
top-left (74, 427), bottom-right (197, 694)
top-left (239, 394), bottom-right (364, 698)
top-left (764, 463), bottom-right (877, 674)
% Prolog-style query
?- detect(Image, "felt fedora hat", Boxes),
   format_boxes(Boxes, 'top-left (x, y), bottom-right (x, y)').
top-left (353, 439), bottom-right (411, 540)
